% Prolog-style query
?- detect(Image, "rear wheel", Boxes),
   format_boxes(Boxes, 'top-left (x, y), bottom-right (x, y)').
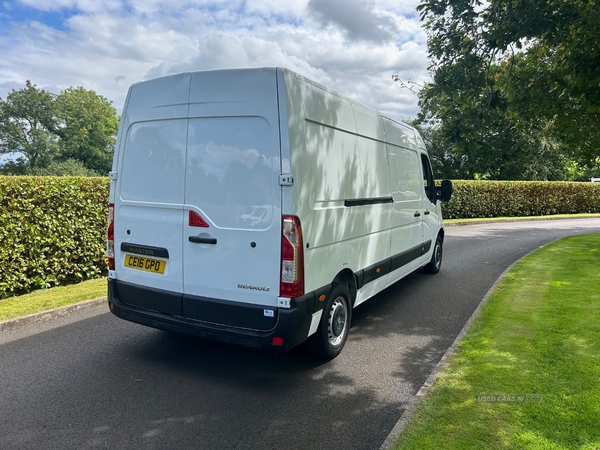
top-left (424, 234), bottom-right (443, 274)
top-left (307, 284), bottom-right (352, 359)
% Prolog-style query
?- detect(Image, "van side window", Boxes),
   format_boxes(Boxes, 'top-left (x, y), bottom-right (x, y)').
top-left (421, 154), bottom-right (436, 204)
top-left (388, 144), bottom-right (421, 201)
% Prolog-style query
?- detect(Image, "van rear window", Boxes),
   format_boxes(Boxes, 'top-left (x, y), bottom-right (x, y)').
top-left (185, 117), bottom-right (276, 230)
top-left (120, 120), bottom-right (187, 204)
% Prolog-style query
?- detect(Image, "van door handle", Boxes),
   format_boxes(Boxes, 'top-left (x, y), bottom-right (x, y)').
top-left (424, 210), bottom-right (430, 215)
top-left (414, 211), bottom-right (421, 218)
top-left (189, 236), bottom-right (217, 245)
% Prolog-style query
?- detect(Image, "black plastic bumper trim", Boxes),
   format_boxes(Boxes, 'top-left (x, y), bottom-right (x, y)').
top-left (108, 279), bottom-right (313, 352)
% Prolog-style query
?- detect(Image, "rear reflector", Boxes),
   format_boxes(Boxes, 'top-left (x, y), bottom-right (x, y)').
top-left (280, 215), bottom-right (304, 298)
top-left (189, 210), bottom-right (209, 227)
top-left (272, 337), bottom-right (284, 346)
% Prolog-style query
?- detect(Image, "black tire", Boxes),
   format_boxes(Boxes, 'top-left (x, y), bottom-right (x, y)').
top-left (423, 234), bottom-right (443, 274)
top-left (306, 284), bottom-right (352, 359)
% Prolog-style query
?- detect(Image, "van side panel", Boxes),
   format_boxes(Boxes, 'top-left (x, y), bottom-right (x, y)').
top-left (350, 135), bottom-right (393, 304)
top-left (382, 118), bottom-right (419, 151)
top-left (386, 141), bottom-right (424, 284)
top-left (283, 72), bottom-right (442, 308)
top-left (290, 76), bottom-right (393, 297)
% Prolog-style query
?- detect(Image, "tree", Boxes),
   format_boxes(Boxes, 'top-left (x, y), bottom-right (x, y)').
top-left (0, 81), bottom-right (59, 170)
top-left (55, 87), bottom-right (119, 175)
top-left (405, 118), bottom-right (468, 179)
top-left (0, 82), bottom-right (119, 176)
top-left (29, 158), bottom-right (101, 177)
top-left (0, 157), bottom-right (29, 176)
top-left (415, 0), bottom-right (600, 178)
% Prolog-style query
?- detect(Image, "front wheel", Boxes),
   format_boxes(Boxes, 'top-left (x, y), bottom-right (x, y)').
top-left (423, 235), bottom-right (443, 274)
top-left (306, 284), bottom-right (352, 359)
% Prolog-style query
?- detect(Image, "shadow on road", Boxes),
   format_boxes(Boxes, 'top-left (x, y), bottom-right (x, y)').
top-left (92, 270), bottom-right (456, 449)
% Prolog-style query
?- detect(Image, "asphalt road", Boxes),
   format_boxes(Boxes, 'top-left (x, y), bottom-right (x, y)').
top-left (2, 219), bottom-right (599, 450)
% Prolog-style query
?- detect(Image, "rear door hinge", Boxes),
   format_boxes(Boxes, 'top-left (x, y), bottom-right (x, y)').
top-left (279, 175), bottom-right (294, 186)
top-left (109, 171), bottom-right (118, 181)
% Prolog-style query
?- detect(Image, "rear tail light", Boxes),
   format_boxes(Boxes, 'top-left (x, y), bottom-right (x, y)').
top-left (280, 215), bottom-right (304, 298)
top-left (107, 203), bottom-right (115, 270)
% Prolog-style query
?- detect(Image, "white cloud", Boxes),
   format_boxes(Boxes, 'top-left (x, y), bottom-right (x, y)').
top-left (244, 0), bottom-right (309, 17)
top-left (308, 0), bottom-right (398, 43)
top-left (0, 0), bottom-right (429, 118)
top-left (16, 0), bottom-right (122, 13)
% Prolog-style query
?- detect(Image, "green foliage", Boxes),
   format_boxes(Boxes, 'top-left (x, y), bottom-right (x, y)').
top-left (0, 80), bottom-right (59, 169)
top-left (0, 157), bottom-right (29, 176)
top-left (408, 119), bottom-right (471, 180)
top-left (30, 158), bottom-right (101, 177)
top-left (0, 176), bottom-right (109, 299)
top-left (0, 81), bottom-right (118, 176)
top-left (416, 0), bottom-right (600, 179)
top-left (54, 87), bottom-right (119, 175)
top-left (442, 180), bottom-right (600, 219)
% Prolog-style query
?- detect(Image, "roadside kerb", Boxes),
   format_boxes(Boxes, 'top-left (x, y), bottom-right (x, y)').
top-left (445, 214), bottom-right (600, 226)
top-left (0, 297), bottom-right (107, 333)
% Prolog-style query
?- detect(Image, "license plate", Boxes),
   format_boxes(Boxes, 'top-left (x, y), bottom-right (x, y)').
top-left (124, 254), bottom-right (166, 274)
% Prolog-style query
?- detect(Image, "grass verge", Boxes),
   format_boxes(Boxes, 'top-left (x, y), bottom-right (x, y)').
top-left (392, 233), bottom-right (600, 449)
top-left (0, 278), bottom-right (107, 322)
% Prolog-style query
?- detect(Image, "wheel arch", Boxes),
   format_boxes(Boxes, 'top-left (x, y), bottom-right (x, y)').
top-left (331, 269), bottom-right (357, 308)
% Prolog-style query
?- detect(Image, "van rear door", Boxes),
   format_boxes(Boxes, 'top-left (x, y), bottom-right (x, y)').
top-left (181, 70), bottom-right (282, 328)
top-left (114, 73), bottom-right (193, 315)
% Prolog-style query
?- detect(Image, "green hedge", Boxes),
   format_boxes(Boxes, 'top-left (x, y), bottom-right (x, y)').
top-left (442, 180), bottom-right (600, 219)
top-left (1, 177), bottom-right (599, 299)
top-left (0, 176), bottom-right (110, 299)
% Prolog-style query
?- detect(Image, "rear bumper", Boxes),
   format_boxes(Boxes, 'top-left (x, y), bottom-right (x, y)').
top-left (107, 279), bottom-right (315, 352)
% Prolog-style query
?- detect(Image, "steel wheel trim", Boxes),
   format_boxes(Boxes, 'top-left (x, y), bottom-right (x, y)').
top-left (328, 297), bottom-right (348, 347)
top-left (434, 242), bottom-right (442, 270)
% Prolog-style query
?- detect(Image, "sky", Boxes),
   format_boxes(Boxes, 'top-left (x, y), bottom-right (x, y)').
top-left (0, 0), bottom-right (430, 120)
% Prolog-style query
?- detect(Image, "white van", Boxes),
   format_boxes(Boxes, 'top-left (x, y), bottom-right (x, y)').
top-left (106, 68), bottom-right (452, 359)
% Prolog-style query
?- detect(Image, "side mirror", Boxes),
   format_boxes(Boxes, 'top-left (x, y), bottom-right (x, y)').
top-left (437, 179), bottom-right (453, 203)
